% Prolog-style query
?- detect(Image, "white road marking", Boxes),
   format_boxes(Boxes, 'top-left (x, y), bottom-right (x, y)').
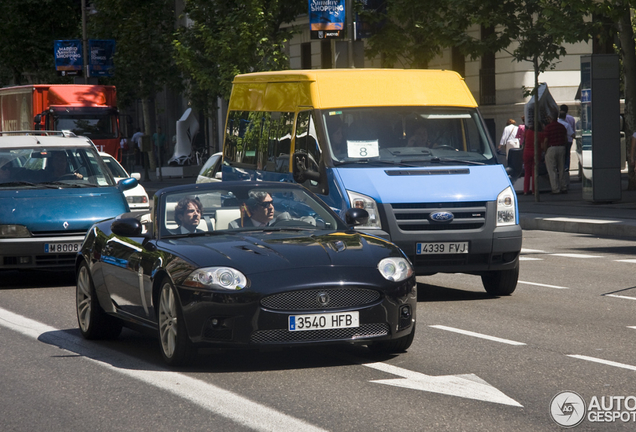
top-left (0, 307), bottom-right (326, 432)
top-left (550, 253), bottom-right (602, 258)
top-left (544, 217), bottom-right (620, 224)
top-left (521, 248), bottom-right (547, 254)
top-left (628, 326), bottom-right (636, 330)
top-left (605, 294), bottom-right (636, 301)
top-left (429, 325), bottom-right (526, 346)
top-left (567, 355), bottom-right (636, 372)
top-left (615, 259), bottom-right (636, 263)
top-left (519, 257), bottom-right (543, 261)
top-left (518, 280), bottom-right (569, 289)
top-left (365, 361), bottom-right (522, 407)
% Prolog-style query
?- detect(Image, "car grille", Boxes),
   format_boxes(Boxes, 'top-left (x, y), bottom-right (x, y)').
top-left (391, 201), bottom-right (487, 231)
top-left (260, 288), bottom-right (381, 311)
top-left (250, 323), bottom-right (389, 343)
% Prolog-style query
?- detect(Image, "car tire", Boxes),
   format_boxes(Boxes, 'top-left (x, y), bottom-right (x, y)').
top-left (76, 261), bottom-right (122, 340)
top-left (481, 265), bottom-right (519, 296)
top-left (368, 324), bottom-right (416, 354)
top-left (157, 278), bottom-right (196, 366)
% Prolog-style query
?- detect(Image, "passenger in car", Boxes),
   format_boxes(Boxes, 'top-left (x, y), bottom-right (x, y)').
top-left (170, 197), bottom-right (204, 234)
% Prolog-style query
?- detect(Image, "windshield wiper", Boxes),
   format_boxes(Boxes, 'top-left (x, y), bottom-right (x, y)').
top-left (38, 181), bottom-right (85, 188)
top-left (334, 159), bottom-right (420, 167)
top-left (429, 157), bottom-right (486, 165)
top-left (0, 181), bottom-right (38, 187)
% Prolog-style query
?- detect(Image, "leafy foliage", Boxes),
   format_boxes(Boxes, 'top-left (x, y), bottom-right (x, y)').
top-left (174, 0), bottom-right (306, 111)
top-left (0, 0), bottom-right (81, 86)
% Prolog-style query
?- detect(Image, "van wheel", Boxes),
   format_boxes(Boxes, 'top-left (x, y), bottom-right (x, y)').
top-left (481, 265), bottom-right (518, 296)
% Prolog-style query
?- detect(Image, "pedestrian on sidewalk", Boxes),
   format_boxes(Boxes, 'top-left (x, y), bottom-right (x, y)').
top-left (498, 119), bottom-right (519, 164)
top-left (523, 124), bottom-right (544, 195)
top-left (131, 128), bottom-right (143, 166)
top-left (557, 111), bottom-right (575, 192)
top-left (542, 114), bottom-right (568, 194)
top-left (153, 127), bottom-right (167, 168)
top-left (560, 105), bottom-right (576, 189)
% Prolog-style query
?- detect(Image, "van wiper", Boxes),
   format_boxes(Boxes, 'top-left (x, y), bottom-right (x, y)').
top-left (334, 159), bottom-right (419, 167)
top-left (429, 157), bottom-right (486, 165)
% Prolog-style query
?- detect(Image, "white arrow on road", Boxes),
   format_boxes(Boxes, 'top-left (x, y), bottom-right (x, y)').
top-left (362, 361), bottom-right (523, 407)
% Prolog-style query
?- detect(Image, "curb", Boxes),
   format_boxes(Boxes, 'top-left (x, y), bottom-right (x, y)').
top-left (520, 213), bottom-right (636, 238)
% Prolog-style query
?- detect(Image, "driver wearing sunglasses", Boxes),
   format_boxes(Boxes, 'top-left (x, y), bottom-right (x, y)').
top-left (229, 190), bottom-right (276, 228)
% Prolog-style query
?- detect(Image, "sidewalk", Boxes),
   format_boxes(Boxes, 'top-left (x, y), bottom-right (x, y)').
top-left (137, 169), bottom-right (636, 239)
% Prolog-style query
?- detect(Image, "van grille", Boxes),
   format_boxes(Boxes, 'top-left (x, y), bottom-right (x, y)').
top-left (391, 202), bottom-right (487, 231)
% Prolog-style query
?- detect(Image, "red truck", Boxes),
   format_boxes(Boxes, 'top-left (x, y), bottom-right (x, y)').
top-left (0, 84), bottom-right (122, 159)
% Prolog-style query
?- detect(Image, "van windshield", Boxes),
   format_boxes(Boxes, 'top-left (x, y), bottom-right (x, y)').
top-left (323, 107), bottom-right (496, 166)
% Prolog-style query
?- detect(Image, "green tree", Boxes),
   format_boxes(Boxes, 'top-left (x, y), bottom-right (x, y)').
top-left (0, 0), bottom-right (81, 86)
top-left (89, 0), bottom-right (183, 140)
top-left (173, 0), bottom-right (305, 150)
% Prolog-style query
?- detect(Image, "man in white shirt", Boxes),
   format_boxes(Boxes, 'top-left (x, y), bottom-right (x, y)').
top-left (131, 127), bottom-right (144, 166)
top-left (558, 111), bottom-right (575, 192)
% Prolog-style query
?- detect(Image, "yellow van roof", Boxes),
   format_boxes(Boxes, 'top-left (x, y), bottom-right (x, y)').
top-left (230, 69), bottom-right (477, 110)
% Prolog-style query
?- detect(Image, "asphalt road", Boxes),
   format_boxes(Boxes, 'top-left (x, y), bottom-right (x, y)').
top-left (1, 229), bottom-right (635, 431)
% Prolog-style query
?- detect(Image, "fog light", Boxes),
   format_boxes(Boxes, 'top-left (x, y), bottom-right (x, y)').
top-left (400, 305), bottom-right (411, 319)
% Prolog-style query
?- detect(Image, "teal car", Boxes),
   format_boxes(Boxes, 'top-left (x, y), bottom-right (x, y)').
top-left (0, 131), bottom-right (137, 271)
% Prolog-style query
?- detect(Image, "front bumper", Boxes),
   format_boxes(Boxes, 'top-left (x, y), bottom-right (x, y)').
top-left (0, 235), bottom-right (85, 270)
top-left (176, 276), bottom-right (417, 348)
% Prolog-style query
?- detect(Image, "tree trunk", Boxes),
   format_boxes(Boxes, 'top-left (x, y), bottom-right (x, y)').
top-left (618, 6), bottom-right (636, 190)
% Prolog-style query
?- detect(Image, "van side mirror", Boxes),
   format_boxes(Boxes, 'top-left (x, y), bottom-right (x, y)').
top-left (292, 151), bottom-right (321, 183)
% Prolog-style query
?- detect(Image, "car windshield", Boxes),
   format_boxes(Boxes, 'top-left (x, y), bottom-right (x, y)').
top-left (55, 115), bottom-right (117, 139)
top-left (0, 147), bottom-right (116, 188)
top-left (323, 107), bottom-right (496, 166)
top-left (101, 155), bottom-right (129, 178)
top-left (161, 184), bottom-right (342, 237)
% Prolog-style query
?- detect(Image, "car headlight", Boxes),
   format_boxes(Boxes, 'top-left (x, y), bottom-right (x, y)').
top-left (183, 267), bottom-right (248, 290)
top-left (378, 257), bottom-right (413, 282)
top-left (496, 186), bottom-right (517, 226)
top-left (346, 190), bottom-right (381, 229)
top-left (0, 225), bottom-right (31, 238)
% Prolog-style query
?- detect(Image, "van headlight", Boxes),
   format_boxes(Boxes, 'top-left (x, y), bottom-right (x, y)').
top-left (346, 190), bottom-right (381, 229)
top-left (496, 186), bottom-right (516, 226)
top-left (183, 267), bottom-right (248, 290)
top-left (378, 257), bottom-right (413, 282)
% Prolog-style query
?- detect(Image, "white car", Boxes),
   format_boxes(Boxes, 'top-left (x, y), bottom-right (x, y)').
top-left (99, 152), bottom-right (150, 210)
top-left (196, 152), bottom-right (223, 183)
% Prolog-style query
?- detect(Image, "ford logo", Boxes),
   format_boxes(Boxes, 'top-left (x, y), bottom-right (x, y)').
top-left (430, 211), bottom-right (454, 222)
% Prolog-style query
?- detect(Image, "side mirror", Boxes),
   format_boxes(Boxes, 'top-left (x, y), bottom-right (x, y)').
top-left (292, 151), bottom-right (321, 183)
top-left (111, 218), bottom-right (143, 237)
top-left (345, 208), bottom-right (369, 226)
top-left (118, 176), bottom-right (138, 192)
top-left (214, 171), bottom-right (222, 180)
top-left (131, 173), bottom-right (141, 181)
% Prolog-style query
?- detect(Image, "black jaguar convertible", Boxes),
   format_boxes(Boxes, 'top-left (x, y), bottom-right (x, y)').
top-left (75, 181), bottom-right (416, 366)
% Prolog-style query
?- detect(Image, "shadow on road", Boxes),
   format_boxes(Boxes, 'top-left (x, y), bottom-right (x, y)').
top-left (0, 270), bottom-right (75, 289)
top-left (417, 282), bottom-right (496, 302)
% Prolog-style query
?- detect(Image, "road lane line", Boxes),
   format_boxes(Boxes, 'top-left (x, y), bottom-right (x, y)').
top-left (551, 253), bottom-right (602, 258)
top-left (520, 248), bottom-right (547, 254)
top-left (519, 257), bottom-right (543, 261)
top-left (615, 259), bottom-right (636, 263)
top-left (518, 280), bottom-right (569, 289)
top-left (0, 307), bottom-right (326, 432)
top-left (604, 294), bottom-right (636, 301)
top-left (567, 355), bottom-right (636, 372)
top-left (429, 325), bottom-right (526, 346)
top-left (628, 326), bottom-right (636, 330)
top-left (543, 217), bottom-right (619, 224)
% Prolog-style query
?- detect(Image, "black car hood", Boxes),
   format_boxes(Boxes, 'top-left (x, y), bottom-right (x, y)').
top-left (158, 231), bottom-right (394, 275)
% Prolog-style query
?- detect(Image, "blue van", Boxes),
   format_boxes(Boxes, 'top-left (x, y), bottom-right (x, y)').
top-left (221, 69), bottom-right (522, 295)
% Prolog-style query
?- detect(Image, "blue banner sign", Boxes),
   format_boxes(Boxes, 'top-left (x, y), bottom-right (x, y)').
top-left (309, 0), bottom-right (345, 39)
top-left (89, 40), bottom-right (116, 77)
top-left (54, 40), bottom-right (83, 76)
